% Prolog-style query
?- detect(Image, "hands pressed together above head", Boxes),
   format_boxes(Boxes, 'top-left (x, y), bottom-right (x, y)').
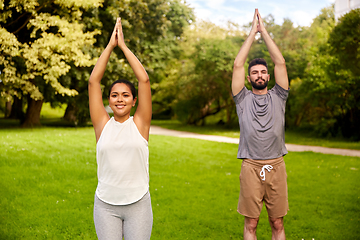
top-left (251, 9), bottom-right (266, 35)
top-left (108, 17), bottom-right (127, 50)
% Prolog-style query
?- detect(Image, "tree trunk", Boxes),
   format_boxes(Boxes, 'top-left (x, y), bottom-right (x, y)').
top-left (21, 97), bottom-right (43, 127)
top-left (8, 95), bottom-right (25, 122)
top-left (225, 102), bottom-right (232, 126)
top-left (5, 101), bottom-right (12, 118)
top-left (63, 102), bottom-right (78, 123)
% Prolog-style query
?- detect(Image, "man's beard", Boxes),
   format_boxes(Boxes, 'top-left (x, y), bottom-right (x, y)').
top-left (251, 78), bottom-right (269, 90)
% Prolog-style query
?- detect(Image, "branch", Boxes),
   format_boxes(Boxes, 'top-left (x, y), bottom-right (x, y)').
top-left (7, 4), bottom-right (45, 34)
top-left (4, 12), bottom-right (30, 28)
top-left (12, 15), bottom-right (32, 34)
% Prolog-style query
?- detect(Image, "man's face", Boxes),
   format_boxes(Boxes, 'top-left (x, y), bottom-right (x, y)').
top-left (247, 64), bottom-right (270, 90)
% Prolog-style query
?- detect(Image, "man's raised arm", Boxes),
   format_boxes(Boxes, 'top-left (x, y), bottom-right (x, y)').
top-left (257, 11), bottom-right (289, 90)
top-left (232, 9), bottom-right (259, 96)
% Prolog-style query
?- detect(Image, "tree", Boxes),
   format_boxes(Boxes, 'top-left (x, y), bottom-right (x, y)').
top-left (285, 6), bottom-right (360, 139)
top-left (155, 14), bottom-right (310, 126)
top-left (286, 6), bottom-right (336, 133)
top-left (153, 20), bottom-right (244, 125)
top-left (0, 0), bottom-right (102, 127)
top-left (61, 0), bottom-right (194, 124)
top-left (0, 0), bottom-right (194, 126)
top-left (329, 8), bottom-right (360, 76)
top-left (175, 36), bottom-right (242, 125)
top-left (327, 9), bottom-right (360, 138)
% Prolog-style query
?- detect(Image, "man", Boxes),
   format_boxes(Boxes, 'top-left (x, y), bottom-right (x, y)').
top-left (232, 9), bottom-right (289, 240)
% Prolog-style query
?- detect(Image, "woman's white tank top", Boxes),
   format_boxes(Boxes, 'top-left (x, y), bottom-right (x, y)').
top-left (95, 117), bottom-right (149, 205)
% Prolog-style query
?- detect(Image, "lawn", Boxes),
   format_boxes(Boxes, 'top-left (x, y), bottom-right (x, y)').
top-left (1, 127), bottom-right (359, 239)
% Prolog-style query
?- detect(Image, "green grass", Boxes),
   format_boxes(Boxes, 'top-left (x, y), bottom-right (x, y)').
top-left (0, 127), bottom-right (97, 239)
top-left (151, 119), bottom-right (360, 150)
top-left (1, 127), bottom-right (359, 239)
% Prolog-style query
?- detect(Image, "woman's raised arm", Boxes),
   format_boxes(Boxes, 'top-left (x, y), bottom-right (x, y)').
top-left (116, 18), bottom-right (152, 141)
top-left (88, 21), bottom-right (119, 142)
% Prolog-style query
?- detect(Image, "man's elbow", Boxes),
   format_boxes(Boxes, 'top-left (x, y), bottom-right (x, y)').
top-left (275, 57), bottom-right (286, 66)
top-left (233, 59), bottom-right (245, 69)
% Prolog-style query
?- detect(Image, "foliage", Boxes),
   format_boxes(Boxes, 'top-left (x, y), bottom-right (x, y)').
top-left (166, 5), bottom-right (359, 140)
top-left (286, 6), bottom-right (335, 131)
top-left (63, 0), bottom-right (194, 125)
top-left (0, 0), bottom-right (194, 126)
top-left (153, 20), bottom-right (244, 125)
top-left (175, 36), bottom-right (239, 125)
top-left (287, 6), bottom-right (360, 140)
top-left (0, 0), bottom-right (102, 127)
top-left (329, 8), bottom-right (360, 76)
top-left (326, 9), bottom-right (360, 139)
top-left (0, 0), bottom-right (102, 114)
top-left (1, 128), bottom-right (359, 239)
top-left (1, 2), bottom-right (359, 139)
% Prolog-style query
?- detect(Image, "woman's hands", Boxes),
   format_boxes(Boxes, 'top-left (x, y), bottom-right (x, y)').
top-left (108, 18), bottom-right (127, 50)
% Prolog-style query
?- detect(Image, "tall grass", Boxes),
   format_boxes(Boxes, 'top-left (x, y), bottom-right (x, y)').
top-left (1, 127), bottom-right (359, 239)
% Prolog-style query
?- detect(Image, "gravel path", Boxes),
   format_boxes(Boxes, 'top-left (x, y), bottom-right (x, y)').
top-left (150, 125), bottom-right (360, 157)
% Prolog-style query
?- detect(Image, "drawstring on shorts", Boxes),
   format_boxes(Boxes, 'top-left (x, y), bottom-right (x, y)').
top-left (260, 165), bottom-right (273, 181)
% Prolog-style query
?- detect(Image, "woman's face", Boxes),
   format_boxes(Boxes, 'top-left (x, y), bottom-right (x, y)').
top-left (108, 83), bottom-right (136, 120)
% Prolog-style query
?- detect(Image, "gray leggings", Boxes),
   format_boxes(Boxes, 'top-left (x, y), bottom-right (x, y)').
top-left (94, 192), bottom-right (153, 240)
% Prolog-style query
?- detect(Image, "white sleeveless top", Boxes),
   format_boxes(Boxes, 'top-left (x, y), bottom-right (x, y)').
top-left (95, 117), bottom-right (149, 205)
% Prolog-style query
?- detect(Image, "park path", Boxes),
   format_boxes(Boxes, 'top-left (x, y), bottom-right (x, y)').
top-left (149, 125), bottom-right (360, 157)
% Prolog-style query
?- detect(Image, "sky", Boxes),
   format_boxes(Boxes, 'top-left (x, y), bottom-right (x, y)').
top-left (185, 0), bottom-right (336, 27)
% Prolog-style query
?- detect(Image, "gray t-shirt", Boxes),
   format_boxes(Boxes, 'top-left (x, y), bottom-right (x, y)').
top-left (233, 83), bottom-right (289, 160)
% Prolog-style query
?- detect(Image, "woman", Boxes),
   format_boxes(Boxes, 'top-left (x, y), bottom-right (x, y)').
top-left (88, 18), bottom-right (152, 240)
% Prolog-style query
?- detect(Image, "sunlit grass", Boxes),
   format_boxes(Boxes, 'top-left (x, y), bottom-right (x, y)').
top-left (0, 127), bottom-right (97, 239)
top-left (40, 103), bottom-right (67, 119)
top-left (1, 127), bottom-right (359, 239)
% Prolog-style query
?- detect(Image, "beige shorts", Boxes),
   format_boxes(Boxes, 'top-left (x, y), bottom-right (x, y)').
top-left (237, 157), bottom-right (289, 218)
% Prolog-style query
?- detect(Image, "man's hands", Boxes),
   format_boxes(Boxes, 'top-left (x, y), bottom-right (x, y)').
top-left (233, 8), bottom-right (288, 93)
top-left (256, 10), bottom-right (266, 33)
top-left (251, 9), bottom-right (288, 90)
top-left (108, 18), bottom-right (127, 50)
top-left (250, 9), bottom-right (266, 35)
top-left (250, 9), bottom-right (258, 35)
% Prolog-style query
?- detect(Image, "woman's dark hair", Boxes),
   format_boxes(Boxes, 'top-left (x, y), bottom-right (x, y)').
top-left (248, 58), bottom-right (268, 75)
top-left (108, 79), bottom-right (136, 99)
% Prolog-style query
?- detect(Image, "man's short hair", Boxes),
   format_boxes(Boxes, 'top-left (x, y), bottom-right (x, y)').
top-left (248, 58), bottom-right (268, 75)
